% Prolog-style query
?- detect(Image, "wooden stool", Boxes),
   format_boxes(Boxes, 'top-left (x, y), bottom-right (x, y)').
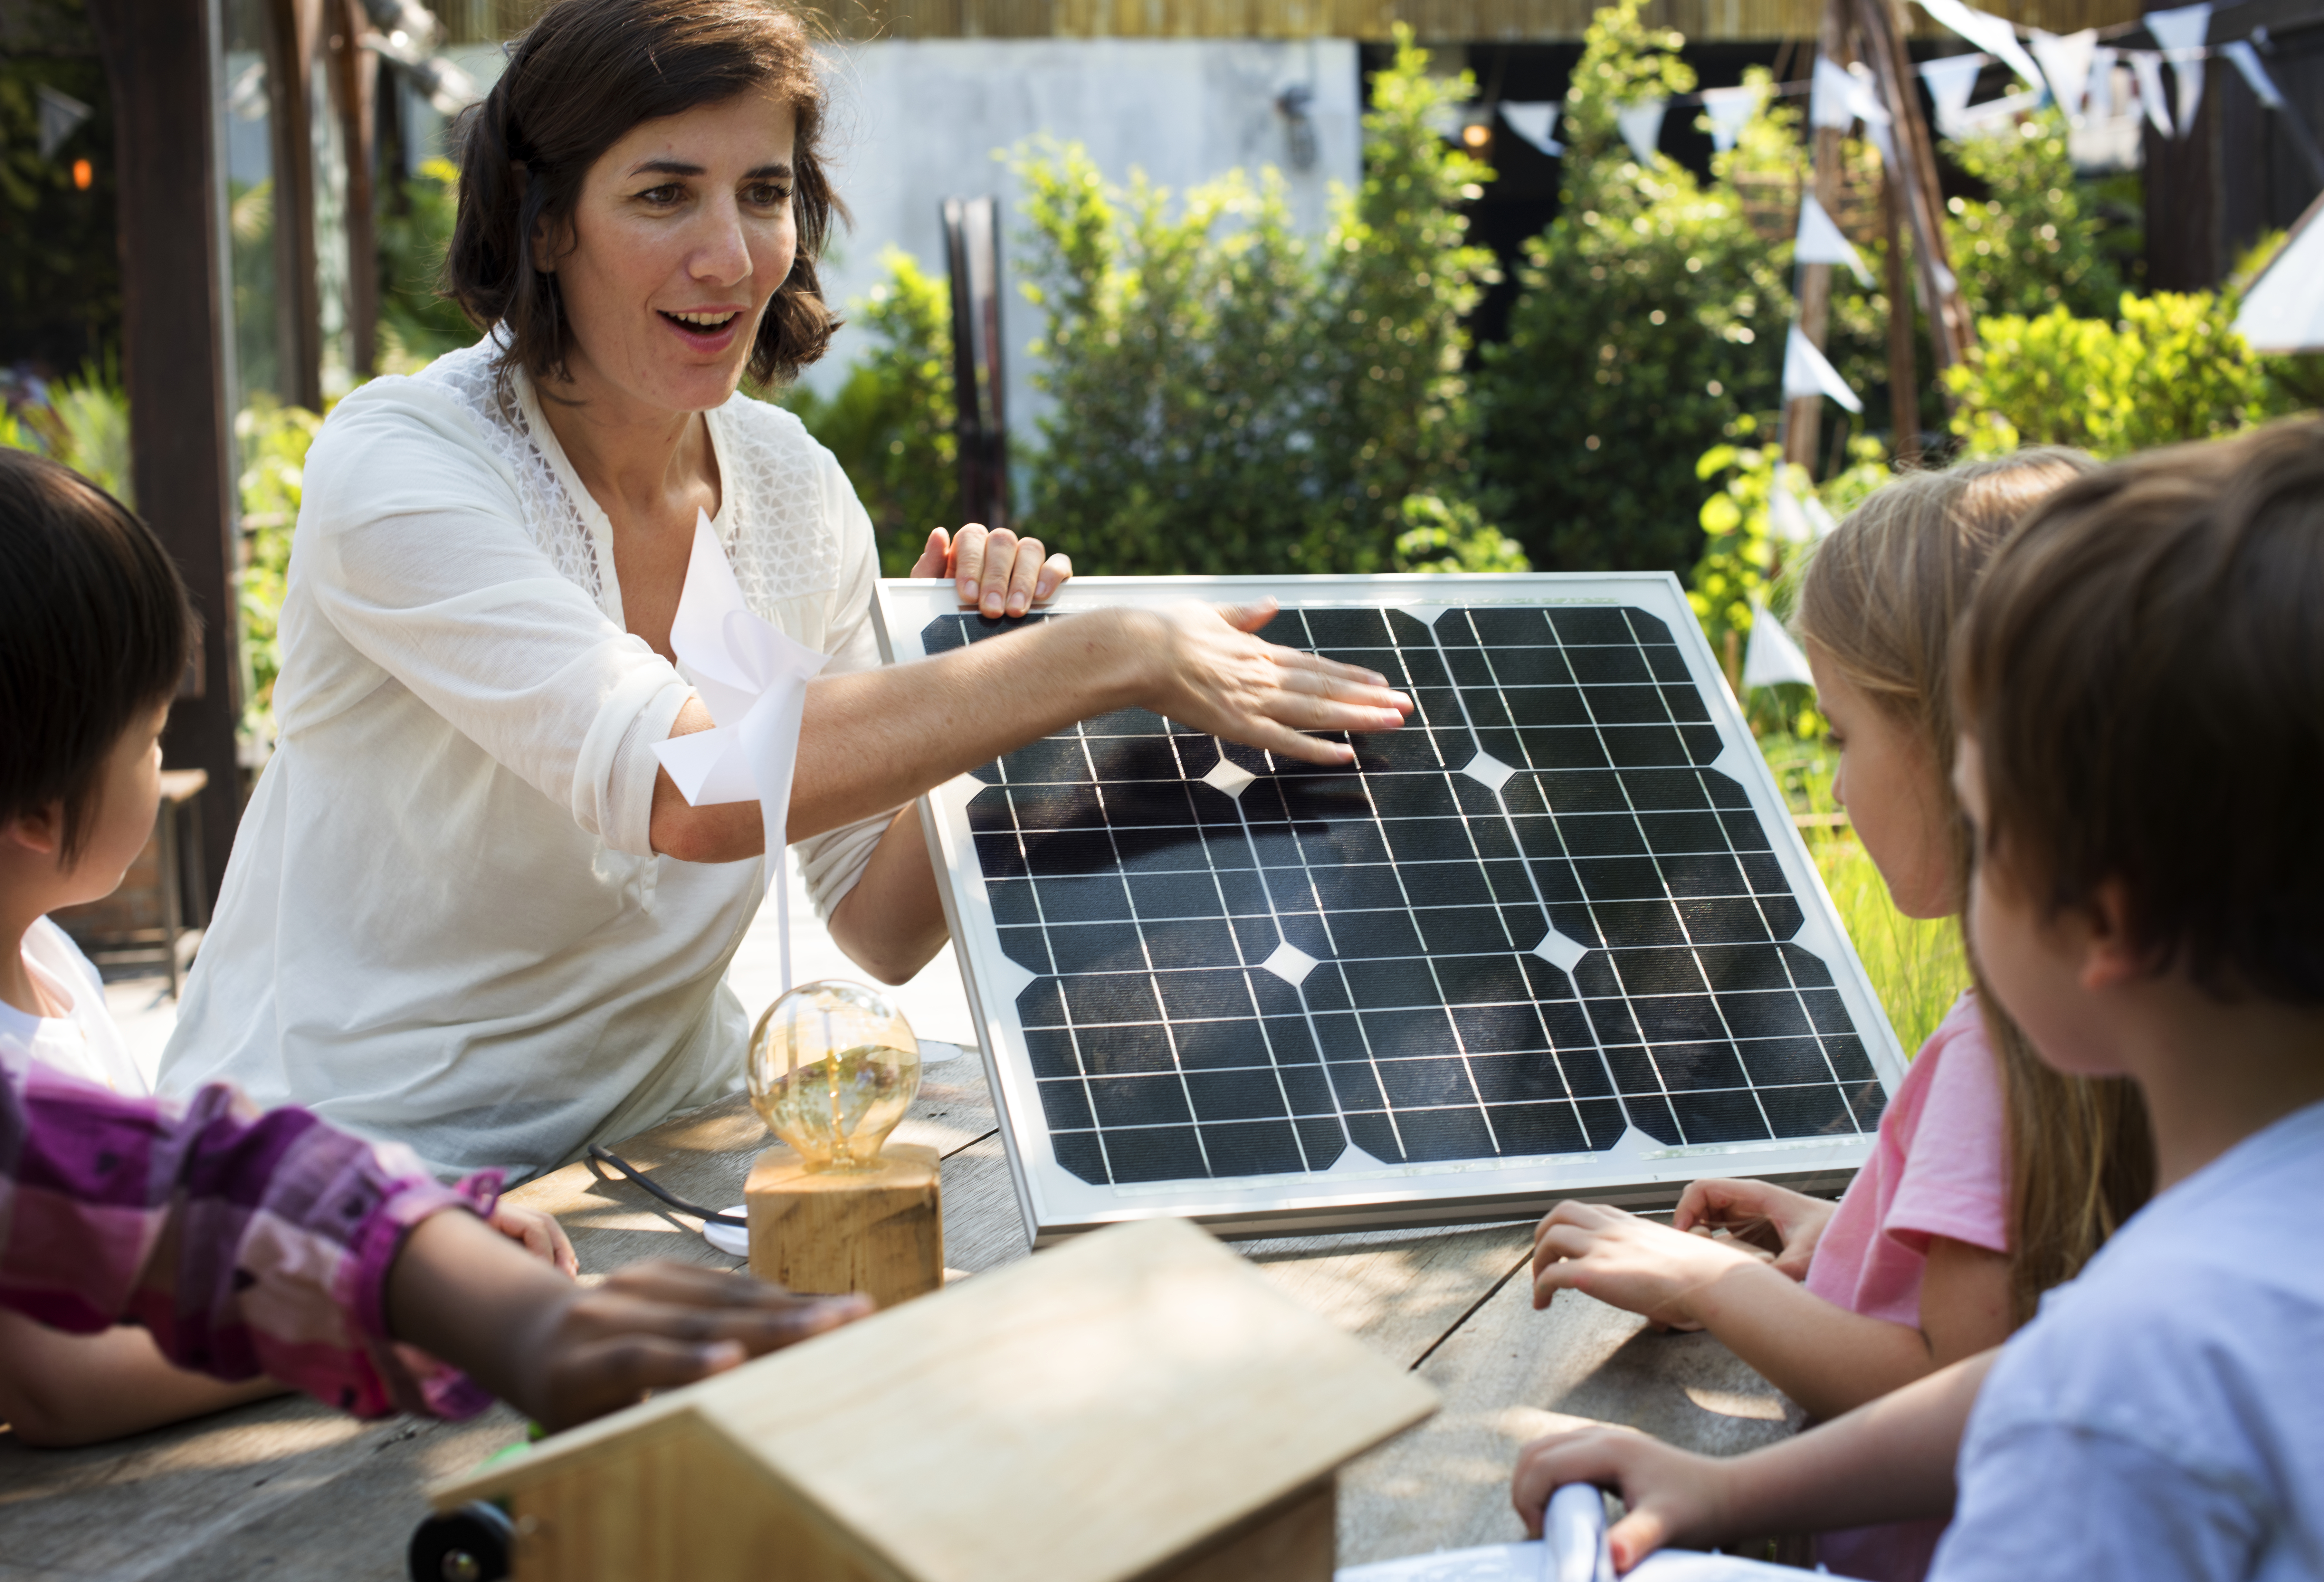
top-left (745, 1141), bottom-right (943, 1309)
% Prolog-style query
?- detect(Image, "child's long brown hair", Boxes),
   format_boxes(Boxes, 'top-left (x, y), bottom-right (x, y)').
top-left (1796, 449), bottom-right (2154, 1327)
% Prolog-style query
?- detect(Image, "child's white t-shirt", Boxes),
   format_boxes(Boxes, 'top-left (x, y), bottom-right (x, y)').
top-left (0, 919), bottom-right (148, 1094)
top-left (1931, 1096), bottom-right (2324, 1582)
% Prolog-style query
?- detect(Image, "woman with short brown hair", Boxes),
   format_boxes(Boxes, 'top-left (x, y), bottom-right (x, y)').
top-left (160, 0), bottom-right (1407, 1181)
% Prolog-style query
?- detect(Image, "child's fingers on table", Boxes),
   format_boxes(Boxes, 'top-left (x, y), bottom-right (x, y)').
top-left (541, 1334), bottom-right (751, 1429)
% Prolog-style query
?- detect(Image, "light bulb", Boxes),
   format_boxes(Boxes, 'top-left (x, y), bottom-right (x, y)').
top-left (748, 979), bottom-right (921, 1172)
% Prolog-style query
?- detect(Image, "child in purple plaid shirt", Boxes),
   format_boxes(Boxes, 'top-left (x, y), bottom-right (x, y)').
top-left (0, 449), bottom-right (867, 1443)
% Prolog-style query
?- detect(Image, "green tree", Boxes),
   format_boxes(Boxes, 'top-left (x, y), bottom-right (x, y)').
top-left (1477, 2), bottom-right (1795, 576)
top-left (377, 158), bottom-right (480, 368)
top-left (1011, 27), bottom-right (1504, 575)
top-left (1942, 109), bottom-right (2123, 323)
top-left (780, 248), bottom-right (959, 575)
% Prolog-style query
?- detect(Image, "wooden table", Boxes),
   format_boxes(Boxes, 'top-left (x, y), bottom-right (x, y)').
top-left (0, 1058), bottom-right (1800, 1580)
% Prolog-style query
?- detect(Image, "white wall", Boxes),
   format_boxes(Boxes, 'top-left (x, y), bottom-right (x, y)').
top-left (809, 38), bottom-right (1362, 446)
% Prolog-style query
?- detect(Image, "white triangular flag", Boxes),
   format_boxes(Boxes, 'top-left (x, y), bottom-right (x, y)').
top-left (1500, 101), bottom-right (1564, 156)
top-left (2232, 212), bottom-right (2324, 353)
top-left (35, 85), bottom-right (91, 163)
top-left (1784, 324), bottom-right (1863, 413)
top-left (1768, 485), bottom-right (1813, 544)
top-left (1915, 0), bottom-right (2046, 88)
top-left (2222, 40), bottom-right (2284, 109)
top-left (1920, 54), bottom-right (1988, 138)
top-left (2131, 51), bottom-right (2175, 134)
top-left (651, 510), bottom-right (833, 989)
top-left (1811, 55), bottom-right (1861, 129)
top-left (2030, 29), bottom-right (2099, 118)
top-left (1743, 598), bottom-right (1817, 689)
top-left (1617, 99), bottom-right (1668, 165)
top-left (1796, 194), bottom-right (1874, 287)
top-left (1804, 492), bottom-right (1841, 538)
top-left (2088, 46), bottom-right (2119, 115)
top-left (1845, 62), bottom-right (1899, 166)
top-left (1700, 84), bottom-right (1760, 152)
top-left (2145, 5), bottom-right (2210, 131)
top-left (2143, 2), bottom-right (2211, 50)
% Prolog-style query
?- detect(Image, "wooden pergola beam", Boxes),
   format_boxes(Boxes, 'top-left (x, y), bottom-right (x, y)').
top-left (85, 0), bottom-right (245, 912)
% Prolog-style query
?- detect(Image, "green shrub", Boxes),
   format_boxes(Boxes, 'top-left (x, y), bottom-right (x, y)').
top-left (780, 248), bottom-right (959, 576)
top-left (1477, 4), bottom-right (1796, 576)
top-left (1942, 109), bottom-right (2123, 323)
top-left (377, 158), bottom-right (480, 369)
top-left (1946, 289), bottom-right (2301, 457)
top-left (1011, 26), bottom-right (1498, 575)
top-left (0, 359), bottom-right (132, 504)
top-left (234, 396), bottom-right (324, 743)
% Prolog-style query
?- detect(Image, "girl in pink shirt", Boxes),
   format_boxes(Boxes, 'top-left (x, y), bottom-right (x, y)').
top-left (1521, 451), bottom-right (2152, 1580)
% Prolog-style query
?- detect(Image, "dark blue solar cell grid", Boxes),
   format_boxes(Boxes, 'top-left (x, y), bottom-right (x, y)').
top-left (921, 604), bottom-right (1886, 1189)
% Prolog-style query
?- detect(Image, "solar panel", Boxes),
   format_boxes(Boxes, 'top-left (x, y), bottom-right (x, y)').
top-left (872, 576), bottom-right (1902, 1244)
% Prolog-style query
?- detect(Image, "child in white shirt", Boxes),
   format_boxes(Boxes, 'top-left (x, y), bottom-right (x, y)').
top-left (1509, 416), bottom-right (2324, 1579)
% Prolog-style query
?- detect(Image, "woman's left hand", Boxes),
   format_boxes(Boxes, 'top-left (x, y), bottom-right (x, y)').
top-left (910, 524), bottom-right (1072, 618)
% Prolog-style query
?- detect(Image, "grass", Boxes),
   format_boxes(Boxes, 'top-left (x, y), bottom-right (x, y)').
top-left (1758, 734), bottom-right (1969, 1058)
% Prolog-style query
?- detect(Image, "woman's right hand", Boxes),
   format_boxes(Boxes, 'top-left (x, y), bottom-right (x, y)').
top-left (1673, 1177), bottom-right (1837, 1281)
top-left (1123, 598), bottom-right (1412, 765)
top-left (1512, 1425), bottom-right (1738, 1570)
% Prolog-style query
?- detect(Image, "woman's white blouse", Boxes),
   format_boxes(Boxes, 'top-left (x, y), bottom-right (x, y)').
top-left (158, 338), bottom-right (891, 1180)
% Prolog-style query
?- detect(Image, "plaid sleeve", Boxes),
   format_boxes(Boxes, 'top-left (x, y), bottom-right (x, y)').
top-left (0, 1057), bottom-right (500, 1420)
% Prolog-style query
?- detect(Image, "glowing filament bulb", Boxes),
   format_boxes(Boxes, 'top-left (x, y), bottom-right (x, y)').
top-left (748, 979), bottom-right (922, 1172)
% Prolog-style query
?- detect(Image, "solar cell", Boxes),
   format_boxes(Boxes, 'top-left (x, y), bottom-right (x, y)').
top-left (874, 577), bottom-right (1902, 1242)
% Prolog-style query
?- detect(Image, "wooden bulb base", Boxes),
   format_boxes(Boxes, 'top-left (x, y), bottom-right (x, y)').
top-left (744, 1141), bottom-right (943, 1309)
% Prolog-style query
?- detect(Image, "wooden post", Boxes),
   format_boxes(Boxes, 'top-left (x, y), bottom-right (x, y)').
top-left (265, 0), bottom-right (326, 410)
top-left (84, 0), bottom-right (245, 912)
top-left (1783, 0), bottom-right (1850, 473)
top-left (746, 1142), bottom-right (944, 1309)
top-left (1854, 0), bottom-right (1975, 380)
top-left (329, 0), bottom-right (378, 379)
top-left (1881, 150), bottom-right (1919, 465)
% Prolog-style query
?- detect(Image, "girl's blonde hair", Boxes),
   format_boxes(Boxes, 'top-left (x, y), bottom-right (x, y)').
top-left (1797, 448), bottom-right (2154, 1327)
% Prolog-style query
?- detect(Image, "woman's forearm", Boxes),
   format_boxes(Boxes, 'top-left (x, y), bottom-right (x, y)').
top-left (826, 811), bottom-right (950, 985)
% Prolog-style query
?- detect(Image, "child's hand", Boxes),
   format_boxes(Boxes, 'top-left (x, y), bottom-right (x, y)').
top-left (1530, 1200), bottom-right (1759, 1329)
top-left (1512, 1424), bottom-right (1736, 1571)
top-left (1673, 1178), bottom-right (1836, 1281)
top-left (524, 1260), bottom-right (872, 1431)
top-left (487, 1201), bottom-right (578, 1277)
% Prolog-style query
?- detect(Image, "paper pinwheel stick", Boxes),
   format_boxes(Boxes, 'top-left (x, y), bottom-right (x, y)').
top-left (651, 510), bottom-right (832, 990)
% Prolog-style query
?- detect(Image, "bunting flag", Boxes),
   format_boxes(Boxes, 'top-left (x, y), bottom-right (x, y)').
top-left (1804, 491), bottom-right (1840, 538)
top-left (1700, 84), bottom-right (1760, 152)
top-left (1742, 598), bottom-right (1818, 689)
top-left (1849, 62), bottom-right (1900, 168)
top-left (1616, 99), bottom-right (1669, 164)
top-left (34, 84), bottom-right (91, 162)
top-left (1768, 486), bottom-right (1814, 544)
top-left (2221, 40), bottom-right (2284, 109)
top-left (1796, 193), bottom-right (1874, 286)
top-left (1920, 53), bottom-right (1988, 138)
top-left (2146, 3), bottom-right (2212, 129)
top-left (2030, 28), bottom-right (2100, 118)
top-left (1913, 0), bottom-right (2046, 89)
top-left (1811, 55), bottom-right (1861, 129)
top-left (2131, 50), bottom-right (2175, 134)
top-left (1500, 101), bottom-right (1564, 156)
top-left (1784, 324), bottom-right (1863, 413)
top-left (2231, 211), bottom-right (2324, 353)
top-left (2088, 46), bottom-right (2119, 115)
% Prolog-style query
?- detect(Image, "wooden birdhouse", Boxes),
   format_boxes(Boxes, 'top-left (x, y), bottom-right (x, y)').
top-left (428, 1217), bottom-right (1439, 1582)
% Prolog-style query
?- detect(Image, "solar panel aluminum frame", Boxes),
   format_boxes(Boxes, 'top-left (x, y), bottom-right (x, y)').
top-left (872, 573), bottom-right (1903, 1246)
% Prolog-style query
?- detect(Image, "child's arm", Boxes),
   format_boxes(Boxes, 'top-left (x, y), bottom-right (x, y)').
top-left (1531, 1201), bottom-right (2010, 1421)
top-left (1510, 1349), bottom-right (1997, 1571)
top-left (0, 1311), bottom-right (284, 1446)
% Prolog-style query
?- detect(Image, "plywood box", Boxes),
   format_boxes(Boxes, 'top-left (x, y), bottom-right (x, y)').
top-left (430, 1217), bottom-right (1439, 1582)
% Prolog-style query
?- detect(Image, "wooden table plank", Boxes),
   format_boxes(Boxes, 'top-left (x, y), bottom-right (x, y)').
top-left (1336, 1266), bottom-right (1803, 1566)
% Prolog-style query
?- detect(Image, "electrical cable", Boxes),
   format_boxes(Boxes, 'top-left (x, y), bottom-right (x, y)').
top-left (587, 1145), bottom-right (748, 1227)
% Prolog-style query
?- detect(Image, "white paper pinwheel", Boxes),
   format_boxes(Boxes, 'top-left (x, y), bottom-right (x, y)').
top-left (651, 510), bottom-right (831, 987)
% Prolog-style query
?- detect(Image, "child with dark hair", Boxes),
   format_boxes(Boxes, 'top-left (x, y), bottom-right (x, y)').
top-left (0, 450), bottom-right (867, 1443)
top-left (1510, 415), bottom-right (2324, 1579)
